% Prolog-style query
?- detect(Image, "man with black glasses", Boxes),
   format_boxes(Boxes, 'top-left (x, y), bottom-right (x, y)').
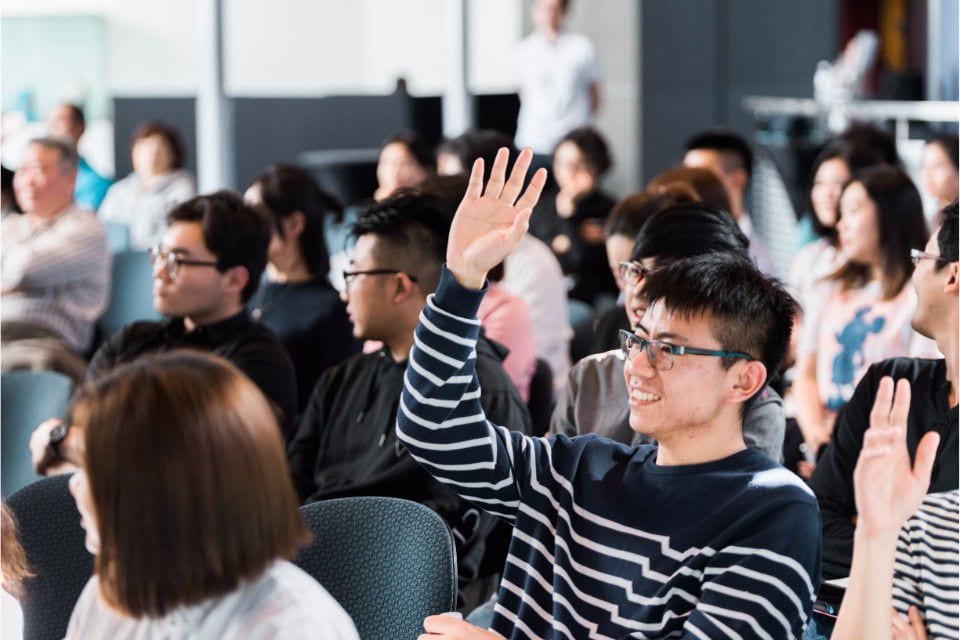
top-left (811, 199), bottom-right (959, 579)
top-left (286, 193), bottom-right (531, 607)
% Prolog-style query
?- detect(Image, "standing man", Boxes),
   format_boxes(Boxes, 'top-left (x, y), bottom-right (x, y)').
top-left (514, 0), bottom-right (600, 164)
top-left (1, 138), bottom-right (109, 379)
top-left (47, 103), bottom-right (111, 211)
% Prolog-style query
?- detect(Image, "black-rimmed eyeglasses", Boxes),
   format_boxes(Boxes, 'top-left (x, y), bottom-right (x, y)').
top-left (618, 329), bottom-right (753, 371)
top-left (148, 246), bottom-right (219, 280)
top-left (910, 249), bottom-right (942, 266)
top-left (342, 269), bottom-right (419, 288)
top-left (618, 261), bottom-right (652, 287)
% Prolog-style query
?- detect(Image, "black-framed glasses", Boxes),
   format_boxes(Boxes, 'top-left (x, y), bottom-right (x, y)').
top-left (148, 246), bottom-right (219, 280)
top-left (342, 269), bottom-right (419, 288)
top-left (618, 261), bottom-right (652, 287)
top-left (618, 329), bottom-right (752, 371)
top-left (910, 248), bottom-right (942, 266)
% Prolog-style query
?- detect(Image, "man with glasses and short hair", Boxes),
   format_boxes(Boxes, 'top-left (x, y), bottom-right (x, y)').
top-left (811, 199), bottom-right (959, 580)
top-left (400, 149), bottom-right (819, 638)
top-left (286, 193), bottom-right (531, 607)
top-left (30, 191), bottom-right (297, 475)
top-left (551, 202), bottom-right (786, 461)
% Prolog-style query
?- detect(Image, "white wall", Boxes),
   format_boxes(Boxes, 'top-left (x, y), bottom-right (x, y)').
top-left (3, 0), bottom-right (521, 97)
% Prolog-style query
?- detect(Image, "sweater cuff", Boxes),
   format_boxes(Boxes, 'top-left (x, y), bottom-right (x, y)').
top-left (431, 265), bottom-right (487, 321)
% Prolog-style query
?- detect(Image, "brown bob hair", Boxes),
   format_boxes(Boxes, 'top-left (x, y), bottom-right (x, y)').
top-left (69, 350), bottom-right (309, 617)
top-left (647, 165), bottom-right (732, 216)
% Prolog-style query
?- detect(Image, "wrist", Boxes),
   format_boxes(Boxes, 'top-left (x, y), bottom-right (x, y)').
top-left (447, 264), bottom-right (487, 291)
top-left (854, 524), bottom-right (900, 545)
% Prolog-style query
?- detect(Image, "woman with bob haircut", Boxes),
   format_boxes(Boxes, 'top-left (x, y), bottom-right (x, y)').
top-left (245, 164), bottom-right (360, 414)
top-left (62, 351), bottom-right (358, 639)
top-left (793, 165), bottom-right (938, 469)
top-left (98, 120), bottom-right (196, 249)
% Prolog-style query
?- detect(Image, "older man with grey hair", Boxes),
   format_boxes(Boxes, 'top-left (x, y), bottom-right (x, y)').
top-left (2, 137), bottom-right (109, 379)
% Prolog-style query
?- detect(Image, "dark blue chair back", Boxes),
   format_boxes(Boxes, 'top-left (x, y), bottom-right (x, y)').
top-left (99, 250), bottom-right (162, 337)
top-left (294, 496), bottom-right (457, 640)
top-left (7, 475), bottom-right (93, 640)
top-left (2, 370), bottom-right (72, 499)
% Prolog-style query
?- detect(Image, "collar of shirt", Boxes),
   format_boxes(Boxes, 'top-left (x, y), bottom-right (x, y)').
top-left (161, 310), bottom-right (250, 347)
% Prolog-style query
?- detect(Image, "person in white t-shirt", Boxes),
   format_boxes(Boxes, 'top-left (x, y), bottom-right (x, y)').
top-left (514, 0), bottom-right (600, 157)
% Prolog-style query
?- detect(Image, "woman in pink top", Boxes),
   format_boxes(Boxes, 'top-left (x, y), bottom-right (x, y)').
top-left (478, 262), bottom-right (538, 403)
top-left (794, 166), bottom-right (933, 465)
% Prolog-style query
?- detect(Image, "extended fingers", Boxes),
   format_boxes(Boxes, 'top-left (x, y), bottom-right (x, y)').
top-left (870, 376), bottom-right (896, 430)
top-left (516, 166), bottom-right (548, 212)
top-left (890, 378), bottom-right (912, 429)
top-left (482, 148), bottom-right (510, 198)
top-left (465, 158), bottom-right (485, 200)
top-left (500, 147), bottom-right (533, 203)
top-left (913, 430), bottom-right (941, 488)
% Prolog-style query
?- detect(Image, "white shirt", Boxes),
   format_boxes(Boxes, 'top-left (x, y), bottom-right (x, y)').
top-left (98, 169), bottom-right (196, 250)
top-left (65, 561), bottom-right (359, 640)
top-left (514, 31), bottom-right (599, 154)
top-left (501, 234), bottom-right (571, 392)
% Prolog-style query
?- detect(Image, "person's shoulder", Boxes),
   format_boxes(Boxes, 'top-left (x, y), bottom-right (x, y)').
top-left (476, 336), bottom-right (521, 391)
top-left (572, 348), bottom-right (624, 378)
top-left (742, 455), bottom-right (818, 508)
top-left (865, 356), bottom-right (944, 384)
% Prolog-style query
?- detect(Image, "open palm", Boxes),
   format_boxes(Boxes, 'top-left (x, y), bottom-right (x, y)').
top-left (853, 377), bottom-right (941, 537)
top-left (447, 147), bottom-right (547, 289)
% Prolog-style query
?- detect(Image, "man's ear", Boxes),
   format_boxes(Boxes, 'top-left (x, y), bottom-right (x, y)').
top-left (222, 265), bottom-right (250, 299)
top-left (729, 360), bottom-right (767, 404)
top-left (728, 167), bottom-right (749, 194)
top-left (390, 272), bottom-right (418, 304)
top-left (944, 262), bottom-right (958, 295)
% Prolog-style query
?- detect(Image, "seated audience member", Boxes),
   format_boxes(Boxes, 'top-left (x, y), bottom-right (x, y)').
top-left (794, 166), bottom-right (935, 469)
top-left (590, 186), bottom-right (698, 353)
top-left (554, 202), bottom-right (786, 460)
top-left (830, 381), bottom-right (956, 640)
top-left (435, 132), bottom-right (572, 391)
top-left (1, 138), bottom-right (109, 381)
top-left (40, 351), bottom-right (358, 639)
top-left (98, 120), bottom-right (196, 250)
top-left (529, 126), bottom-right (617, 304)
top-left (647, 164), bottom-right (732, 213)
top-left (920, 134), bottom-right (959, 223)
top-left (373, 131), bottom-right (434, 201)
top-left (286, 193), bottom-right (532, 599)
top-left (683, 129), bottom-right (775, 274)
top-left (30, 193), bottom-right (297, 467)
top-left (811, 200), bottom-right (958, 580)
top-left (788, 140), bottom-right (882, 319)
top-left (46, 103), bottom-right (111, 211)
top-left (244, 164), bottom-right (360, 413)
top-left (401, 150), bottom-right (819, 638)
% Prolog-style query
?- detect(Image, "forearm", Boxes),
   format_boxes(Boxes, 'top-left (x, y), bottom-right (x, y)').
top-left (831, 529), bottom-right (899, 640)
top-left (397, 268), bottom-right (523, 517)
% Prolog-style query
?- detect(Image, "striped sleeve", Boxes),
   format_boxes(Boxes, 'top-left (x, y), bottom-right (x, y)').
top-left (683, 500), bottom-right (821, 640)
top-left (397, 268), bottom-right (536, 523)
top-left (892, 491), bottom-right (959, 640)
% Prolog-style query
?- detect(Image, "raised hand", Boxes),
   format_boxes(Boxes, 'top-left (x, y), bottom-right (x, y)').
top-left (446, 147), bottom-right (547, 289)
top-left (853, 377), bottom-right (940, 538)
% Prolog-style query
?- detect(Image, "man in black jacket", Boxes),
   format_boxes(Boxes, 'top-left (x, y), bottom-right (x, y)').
top-left (811, 200), bottom-right (959, 579)
top-left (286, 193), bottom-right (532, 601)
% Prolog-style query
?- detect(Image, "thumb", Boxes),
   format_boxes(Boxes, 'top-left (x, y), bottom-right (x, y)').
top-left (912, 431), bottom-right (941, 488)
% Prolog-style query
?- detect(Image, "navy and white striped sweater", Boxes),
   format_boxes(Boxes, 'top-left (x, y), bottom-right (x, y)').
top-left (398, 268), bottom-right (821, 639)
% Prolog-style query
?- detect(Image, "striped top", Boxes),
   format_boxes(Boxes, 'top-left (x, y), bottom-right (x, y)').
top-left (398, 268), bottom-right (822, 639)
top-left (893, 490), bottom-right (959, 640)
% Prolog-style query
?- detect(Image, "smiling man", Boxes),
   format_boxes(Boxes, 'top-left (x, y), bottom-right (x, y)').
top-left (399, 149), bottom-right (820, 639)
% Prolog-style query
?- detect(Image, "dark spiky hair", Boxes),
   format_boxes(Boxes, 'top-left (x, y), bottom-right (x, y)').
top-left (641, 253), bottom-right (799, 378)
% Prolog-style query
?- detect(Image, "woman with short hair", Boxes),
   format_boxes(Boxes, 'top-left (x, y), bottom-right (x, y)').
top-left (98, 120), bottom-right (196, 249)
top-left (62, 351), bottom-right (358, 639)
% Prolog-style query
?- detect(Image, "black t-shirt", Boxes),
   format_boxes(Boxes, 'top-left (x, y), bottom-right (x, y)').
top-left (249, 278), bottom-right (360, 414)
top-left (88, 311), bottom-right (298, 435)
top-left (810, 357), bottom-right (958, 579)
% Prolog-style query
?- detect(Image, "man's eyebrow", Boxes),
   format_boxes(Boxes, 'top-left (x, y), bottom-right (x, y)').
top-left (635, 323), bottom-right (649, 336)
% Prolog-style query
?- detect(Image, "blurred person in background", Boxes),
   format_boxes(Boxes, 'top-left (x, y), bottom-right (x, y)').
top-left (245, 164), bottom-right (360, 414)
top-left (46, 103), bottom-right (110, 211)
top-left (373, 131), bottom-right (433, 201)
top-left (793, 166), bottom-right (935, 476)
top-left (98, 120), bottom-right (196, 250)
top-left (529, 126), bottom-right (617, 305)
top-left (920, 134), bottom-right (959, 225)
